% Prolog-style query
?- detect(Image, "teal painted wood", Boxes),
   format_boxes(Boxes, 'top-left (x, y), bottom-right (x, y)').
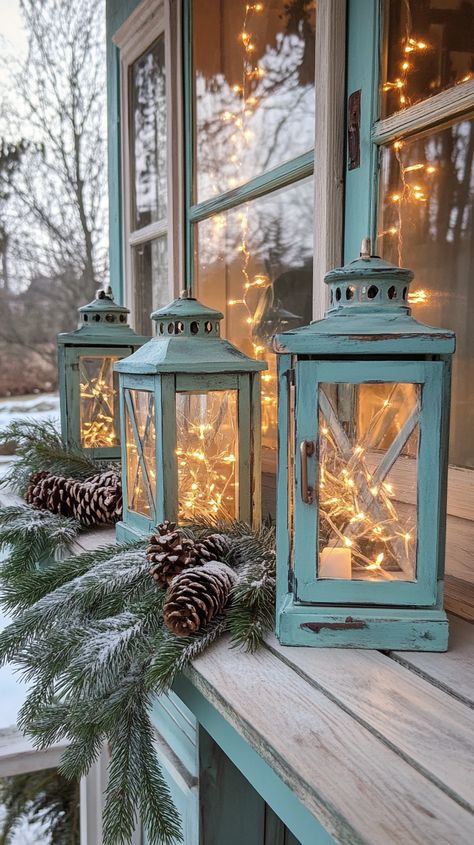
top-left (173, 675), bottom-right (336, 845)
top-left (115, 296), bottom-right (266, 534)
top-left (273, 251), bottom-right (454, 650)
top-left (57, 288), bottom-right (148, 460)
top-left (278, 599), bottom-right (449, 651)
top-left (251, 372), bottom-right (262, 529)
top-left (106, 0), bottom-right (142, 301)
top-left (293, 359), bottom-right (443, 608)
top-left (150, 692), bottom-right (198, 778)
top-left (276, 355), bottom-right (292, 619)
top-left (199, 726), bottom-right (266, 845)
top-left (344, 0), bottom-right (380, 262)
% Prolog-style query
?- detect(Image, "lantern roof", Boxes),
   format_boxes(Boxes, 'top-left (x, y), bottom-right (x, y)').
top-left (57, 286), bottom-right (149, 346)
top-left (114, 292), bottom-right (267, 374)
top-left (273, 240), bottom-right (455, 356)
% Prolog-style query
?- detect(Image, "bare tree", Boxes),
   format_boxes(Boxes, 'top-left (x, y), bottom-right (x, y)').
top-left (0, 0), bottom-right (107, 393)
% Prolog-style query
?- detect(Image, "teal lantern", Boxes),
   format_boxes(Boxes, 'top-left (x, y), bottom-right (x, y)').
top-left (57, 286), bottom-right (148, 460)
top-left (273, 240), bottom-right (455, 651)
top-left (114, 293), bottom-right (266, 542)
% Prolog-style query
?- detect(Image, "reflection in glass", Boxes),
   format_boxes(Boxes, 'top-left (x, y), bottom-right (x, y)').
top-left (0, 768), bottom-right (80, 844)
top-left (125, 389), bottom-right (156, 516)
top-left (193, 0), bottom-right (316, 201)
top-left (382, 0), bottom-right (474, 117)
top-left (378, 119), bottom-right (474, 467)
top-left (176, 390), bottom-right (239, 522)
top-left (317, 382), bottom-right (419, 582)
top-left (134, 236), bottom-right (168, 334)
top-left (130, 36), bottom-right (167, 228)
top-left (79, 356), bottom-right (120, 448)
top-left (195, 178), bottom-right (313, 515)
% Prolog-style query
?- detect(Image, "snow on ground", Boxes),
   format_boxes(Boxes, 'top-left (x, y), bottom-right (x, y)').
top-left (0, 393), bottom-right (60, 436)
top-left (0, 804), bottom-right (52, 844)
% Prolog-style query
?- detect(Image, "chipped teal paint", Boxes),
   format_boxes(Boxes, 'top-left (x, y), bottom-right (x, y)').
top-left (273, 251), bottom-right (455, 651)
top-left (114, 295), bottom-right (266, 541)
top-left (57, 288), bottom-right (148, 461)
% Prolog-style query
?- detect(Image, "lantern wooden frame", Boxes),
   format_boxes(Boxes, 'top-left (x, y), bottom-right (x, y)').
top-left (57, 287), bottom-right (148, 460)
top-left (273, 244), bottom-right (455, 651)
top-left (114, 295), bottom-right (266, 542)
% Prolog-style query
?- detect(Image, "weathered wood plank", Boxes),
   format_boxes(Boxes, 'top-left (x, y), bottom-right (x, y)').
top-left (391, 615), bottom-right (474, 707)
top-left (444, 576), bottom-right (474, 622)
top-left (188, 638), bottom-right (474, 845)
top-left (266, 635), bottom-right (474, 810)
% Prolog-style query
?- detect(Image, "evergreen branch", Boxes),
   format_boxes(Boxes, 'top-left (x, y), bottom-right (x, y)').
top-left (146, 615), bottom-right (228, 694)
top-left (0, 418), bottom-right (116, 493)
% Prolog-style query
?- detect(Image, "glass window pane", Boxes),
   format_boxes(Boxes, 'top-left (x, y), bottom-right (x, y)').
top-left (176, 390), bottom-right (239, 522)
top-left (381, 0), bottom-right (474, 118)
top-left (130, 36), bottom-right (167, 228)
top-left (317, 382), bottom-right (419, 582)
top-left (79, 356), bottom-right (120, 448)
top-left (192, 0), bottom-right (316, 202)
top-left (377, 118), bottom-right (474, 468)
top-left (125, 389), bottom-right (156, 516)
top-left (134, 236), bottom-right (168, 335)
top-left (195, 177), bottom-right (314, 517)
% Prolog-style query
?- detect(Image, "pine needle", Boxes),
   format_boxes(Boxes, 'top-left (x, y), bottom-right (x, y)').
top-left (0, 419), bottom-right (116, 493)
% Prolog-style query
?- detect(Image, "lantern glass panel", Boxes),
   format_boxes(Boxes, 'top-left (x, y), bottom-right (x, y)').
top-left (176, 390), bottom-right (239, 522)
top-left (79, 356), bottom-right (120, 449)
top-left (317, 381), bottom-right (420, 582)
top-left (124, 389), bottom-right (156, 516)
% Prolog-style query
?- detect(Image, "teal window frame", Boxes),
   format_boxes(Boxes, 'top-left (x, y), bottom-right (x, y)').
top-left (181, 0), bottom-right (315, 294)
top-left (344, 0), bottom-right (474, 593)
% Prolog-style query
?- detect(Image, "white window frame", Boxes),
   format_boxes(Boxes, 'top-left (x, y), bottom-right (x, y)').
top-left (113, 0), bottom-right (184, 331)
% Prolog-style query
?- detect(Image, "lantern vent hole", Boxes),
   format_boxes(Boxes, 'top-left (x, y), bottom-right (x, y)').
top-left (205, 321), bottom-right (212, 333)
top-left (83, 314), bottom-right (88, 322)
top-left (335, 287), bottom-right (341, 302)
top-left (106, 314), bottom-right (115, 322)
top-left (388, 285), bottom-right (397, 300)
top-left (159, 323), bottom-right (164, 334)
top-left (93, 314), bottom-right (101, 322)
top-left (330, 290), bottom-right (334, 304)
top-left (120, 314), bottom-right (126, 323)
top-left (167, 323), bottom-right (174, 334)
top-left (190, 321), bottom-right (199, 334)
top-left (403, 286), bottom-right (408, 300)
top-left (176, 321), bottom-right (184, 334)
top-left (346, 286), bottom-right (355, 301)
top-left (367, 285), bottom-right (379, 299)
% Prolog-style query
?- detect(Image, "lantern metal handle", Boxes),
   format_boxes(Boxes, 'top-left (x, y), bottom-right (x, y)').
top-left (300, 440), bottom-right (315, 504)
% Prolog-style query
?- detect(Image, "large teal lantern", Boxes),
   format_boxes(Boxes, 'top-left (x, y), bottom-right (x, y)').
top-left (57, 286), bottom-right (148, 460)
top-left (114, 293), bottom-right (266, 542)
top-left (273, 241), bottom-right (455, 651)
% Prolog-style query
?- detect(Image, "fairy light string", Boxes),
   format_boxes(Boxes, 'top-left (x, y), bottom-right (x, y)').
top-left (80, 357), bottom-right (119, 448)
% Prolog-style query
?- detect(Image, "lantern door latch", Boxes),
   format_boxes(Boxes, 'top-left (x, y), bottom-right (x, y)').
top-left (347, 89), bottom-right (361, 171)
top-left (300, 439), bottom-right (315, 504)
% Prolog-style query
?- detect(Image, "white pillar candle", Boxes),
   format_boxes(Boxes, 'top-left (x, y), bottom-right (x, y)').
top-left (319, 546), bottom-right (352, 579)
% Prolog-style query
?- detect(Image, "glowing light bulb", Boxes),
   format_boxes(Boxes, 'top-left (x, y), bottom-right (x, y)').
top-left (343, 537), bottom-right (353, 548)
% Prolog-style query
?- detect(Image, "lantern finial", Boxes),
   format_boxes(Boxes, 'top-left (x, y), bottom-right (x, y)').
top-left (360, 237), bottom-right (371, 259)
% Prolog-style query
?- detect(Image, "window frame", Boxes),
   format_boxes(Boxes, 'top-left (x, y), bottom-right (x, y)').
top-left (182, 0), bottom-right (347, 319)
top-left (113, 0), bottom-right (183, 331)
top-left (345, 0), bottom-right (474, 596)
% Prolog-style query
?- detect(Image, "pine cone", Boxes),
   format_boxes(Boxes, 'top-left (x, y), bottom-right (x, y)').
top-left (25, 471), bottom-right (50, 505)
top-left (28, 473), bottom-right (76, 517)
top-left (163, 561), bottom-right (237, 637)
top-left (194, 533), bottom-right (231, 563)
top-left (147, 528), bottom-right (196, 587)
top-left (73, 476), bottom-right (122, 527)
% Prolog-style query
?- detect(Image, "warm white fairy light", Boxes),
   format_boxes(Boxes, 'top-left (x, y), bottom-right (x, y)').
top-left (318, 390), bottom-right (417, 581)
top-left (80, 358), bottom-right (118, 448)
top-left (175, 393), bottom-right (239, 522)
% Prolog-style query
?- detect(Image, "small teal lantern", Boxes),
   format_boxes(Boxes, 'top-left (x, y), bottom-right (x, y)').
top-left (114, 293), bottom-right (266, 542)
top-left (57, 286), bottom-right (148, 460)
top-left (273, 240), bottom-right (455, 651)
